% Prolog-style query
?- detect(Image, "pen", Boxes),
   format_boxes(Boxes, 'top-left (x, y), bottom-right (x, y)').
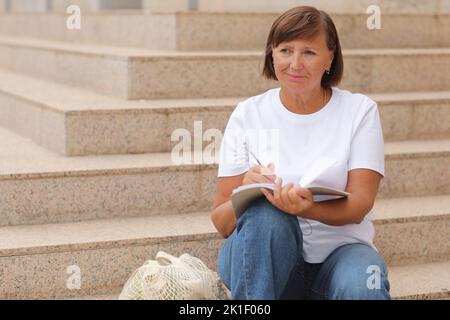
top-left (249, 150), bottom-right (276, 181)
top-left (249, 150), bottom-right (263, 166)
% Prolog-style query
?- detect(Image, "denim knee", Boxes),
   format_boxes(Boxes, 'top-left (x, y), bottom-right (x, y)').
top-left (312, 243), bottom-right (391, 300)
top-left (217, 230), bottom-right (236, 290)
top-left (237, 198), bottom-right (302, 243)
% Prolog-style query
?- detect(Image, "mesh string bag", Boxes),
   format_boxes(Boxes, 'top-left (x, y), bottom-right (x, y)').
top-left (118, 251), bottom-right (230, 300)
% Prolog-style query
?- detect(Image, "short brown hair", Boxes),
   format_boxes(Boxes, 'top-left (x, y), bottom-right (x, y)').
top-left (262, 6), bottom-right (343, 88)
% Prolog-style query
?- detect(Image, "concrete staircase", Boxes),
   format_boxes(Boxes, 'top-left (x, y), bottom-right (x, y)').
top-left (0, 8), bottom-right (449, 300)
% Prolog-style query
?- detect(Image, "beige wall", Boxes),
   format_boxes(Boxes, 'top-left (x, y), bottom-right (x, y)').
top-left (1, 0), bottom-right (449, 13)
top-left (51, 0), bottom-right (98, 13)
top-left (208, 0), bottom-right (447, 14)
top-left (8, 0), bottom-right (49, 12)
top-left (142, 0), bottom-right (187, 12)
top-left (143, 0), bottom-right (450, 14)
top-left (4, 0), bottom-right (142, 12)
top-left (142, 0), bottom-right (450, 14)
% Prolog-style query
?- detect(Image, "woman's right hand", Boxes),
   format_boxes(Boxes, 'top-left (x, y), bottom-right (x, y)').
top-left (242, 163), bottom-right (276, 185)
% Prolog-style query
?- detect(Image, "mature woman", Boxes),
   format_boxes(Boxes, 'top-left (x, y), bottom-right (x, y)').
top-left (210, 6), bottom-right (390, 300)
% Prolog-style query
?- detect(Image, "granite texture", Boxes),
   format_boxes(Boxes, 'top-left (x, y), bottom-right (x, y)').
top-left (338, 14), bottom-right (450, 49)
top-left (0, 237), bottom-right (224, 299)
top-left (380, 154), bottom-right (450, 198)
top-left (374, 218), bottom-right (450, 266)
top-left (389, 261), bottom-right (450, 300)
top-left (1, 12), bottom-right (450, 51)
top-left (0, 92), bottom-right (67, 154)
top-left (0, 209), bottom-right (448, 299)
top-left (370, 52), bottom-right (450, 93)
top-left (1, 122), bottom-right (450, 226)
top-left (176, 12), bottom-right (273, 51)
top-left (0, 212), bottom-right (217, 256)
top-left (373, 194), bottom-right (450, 223)
top-left (127, 54), bottom-right (277, 99)
top-left (1, 36), bottom-right (450, 99)
top-left (0, 168), bottom-right (207, 226)
top-left (410, 103), bottom-right (450, 140)
top-left (0, 37), bottom-right (130, 99)
top-left (0, 150), bottom-right (449, 226)
top-left (379, 102), bottom-right (450, 141)
top-left (0, 69), bottom-right (449, 155)
top-left (66, 110), bottom-right (169, 155)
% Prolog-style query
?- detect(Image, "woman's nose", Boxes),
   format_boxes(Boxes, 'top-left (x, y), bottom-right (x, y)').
top-left (290, 53), bottom-right (304, 70)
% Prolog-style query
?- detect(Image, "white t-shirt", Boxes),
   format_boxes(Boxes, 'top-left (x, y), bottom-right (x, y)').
top-left (217, 87), bottom-right (385, 263)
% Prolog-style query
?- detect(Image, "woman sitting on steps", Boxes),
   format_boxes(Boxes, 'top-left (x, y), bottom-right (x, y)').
top-left (210, 6), bottom-right (390, 300)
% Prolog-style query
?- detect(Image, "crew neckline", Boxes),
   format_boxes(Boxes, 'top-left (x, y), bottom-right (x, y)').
top-left (272, 87), bottom-right (337, 123)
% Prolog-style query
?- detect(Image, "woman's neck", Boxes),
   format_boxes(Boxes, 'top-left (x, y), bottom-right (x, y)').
top-left (280, 87), bottom-right (330, 115)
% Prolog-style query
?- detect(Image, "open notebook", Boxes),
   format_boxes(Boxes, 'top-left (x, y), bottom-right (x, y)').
top-left (231, 157), bottom-right (350, 219)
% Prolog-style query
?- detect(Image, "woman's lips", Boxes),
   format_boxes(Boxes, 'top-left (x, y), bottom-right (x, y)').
top-left (286, 74), bottom-right (306, 81)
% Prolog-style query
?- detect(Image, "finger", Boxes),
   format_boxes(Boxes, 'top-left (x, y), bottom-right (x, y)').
top-left (263, 174), bottom-right (277, 183)
top-left (248, 169), bottom-right (268, 184)
top-left (263, 176), bottom-right (275, 183)
top-left (287, 187), bottom-right (309, 212)
top-left (287, 186), bottom-right (301, 204)
top-left (262, 162), bottom-right (275, 175)
top-left (260, 165), bottom-right (273, 175)
top-left (252, 165), bottom-right (262, 174)
top-left (281, 183), bottom-right (295, 206)
top-left (251, 173), bottom-right (274, 184)
top-left (295, 185), bottom-right (314, 202)
top-left (273, 177), bottom-right (284, 206)
top-left (246, 172), bottom-right (260, 184)
top-left (250, 166), bottom-right (271, 184)
top-left (260, 167), bottom-right (276, 183)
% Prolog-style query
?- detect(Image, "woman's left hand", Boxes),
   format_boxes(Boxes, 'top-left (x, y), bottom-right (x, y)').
top-left (260, 178), bottom-right (314, 216)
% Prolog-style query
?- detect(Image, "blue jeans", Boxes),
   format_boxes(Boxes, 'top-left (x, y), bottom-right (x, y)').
top-left (217, 198), bottom-right (391, 300)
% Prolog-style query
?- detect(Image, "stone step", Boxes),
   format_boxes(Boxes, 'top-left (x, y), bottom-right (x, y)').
top-left (1, 36), bottom-right (450, 99)
top-left (389, 261), bottom-right (450, 300)
top-left (0, 196), bottom-right (449, 299)
top-left (0, 70), bottom-right (448, 156)
top-left (70, 260), bottom-right (450, 300)
top-left (372, 196), bottom-right (450, 266)
top-left (1, 126), bottom-right (449, 226)
top-left (0, 12), bottom-right (449, 51)
top-left (64, 293), bottom-right (119, 300)
top-left (0, 211), bottom-right (221, 299)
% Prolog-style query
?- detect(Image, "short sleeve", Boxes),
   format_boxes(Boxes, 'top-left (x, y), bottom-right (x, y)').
top-left (348, 101), bottom-right (385, 177)
top-left (217, 104), bottom-right (250, 177)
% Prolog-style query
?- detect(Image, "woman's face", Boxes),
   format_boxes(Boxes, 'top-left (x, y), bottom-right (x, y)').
top-left (272, 32), bottom-right (334, 93)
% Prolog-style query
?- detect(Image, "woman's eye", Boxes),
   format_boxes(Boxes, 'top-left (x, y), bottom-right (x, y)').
top-left (304, 51), bottom-right (316, 55)
top-left (280, 48), bottom-right (290, 53)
